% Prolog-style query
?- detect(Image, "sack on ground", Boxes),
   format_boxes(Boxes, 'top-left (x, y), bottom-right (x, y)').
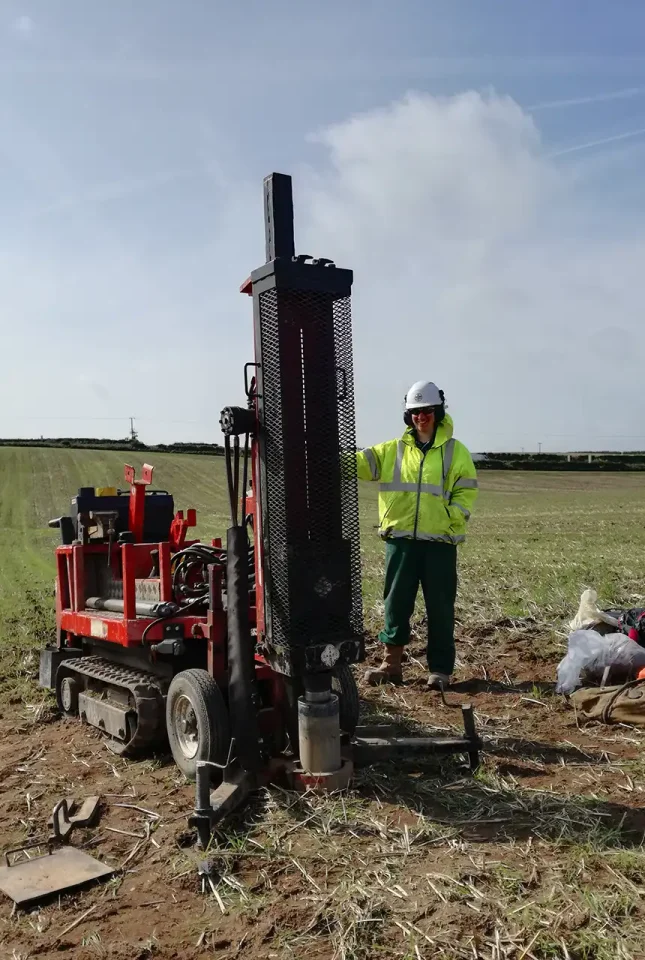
top-left (571, 680), bottom-right (645, 727)
top-left (569, 588), bottom-right (620, 632)
top-left (555, 630), bottom-right (645, 694)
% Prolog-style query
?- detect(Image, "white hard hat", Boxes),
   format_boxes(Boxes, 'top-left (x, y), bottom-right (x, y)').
top-left (405, 380), bottom-right (442, 410)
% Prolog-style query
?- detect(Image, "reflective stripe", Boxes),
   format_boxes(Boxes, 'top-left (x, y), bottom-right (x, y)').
top-left (418, 532), bottom-right (465, 544)
top-left (393, 441), bottom-right (404, 483)
top-left (454, 478), bottom-right (478, 490)
top-left (362, 448), bottom-right (379, 481)
top-left (381, 530), bottom-right (465, 544)
top-left (380, 481), bottom-right (443, 495)
top-left (451, 502), bottom-right (471, 520)
top-left (442, 439), bottom-right (455, 490)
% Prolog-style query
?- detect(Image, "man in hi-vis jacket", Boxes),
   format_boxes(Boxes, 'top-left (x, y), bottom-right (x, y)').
top-left (356, 381), bottom-right (478, 689)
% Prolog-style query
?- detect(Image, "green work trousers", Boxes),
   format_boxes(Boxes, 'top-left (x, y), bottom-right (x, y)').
top-left (378, 539), bottom-right (458, 676)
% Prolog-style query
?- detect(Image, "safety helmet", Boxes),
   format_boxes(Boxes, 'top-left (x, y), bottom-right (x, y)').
top-left (405, 381), bottom-right (443, 410)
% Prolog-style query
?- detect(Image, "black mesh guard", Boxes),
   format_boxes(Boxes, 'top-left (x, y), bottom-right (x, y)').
top-left (255, 285), bottom-right (364, 674)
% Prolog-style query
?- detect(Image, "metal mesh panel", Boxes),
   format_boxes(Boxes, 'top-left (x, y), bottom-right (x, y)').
top-left (257, 286), bottom-right (363, 661)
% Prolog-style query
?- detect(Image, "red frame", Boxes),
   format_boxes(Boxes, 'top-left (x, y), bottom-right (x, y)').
top-left (56, 539), bottom-right (232, 649)
top-left (54, 464), bottom-right (257, 685)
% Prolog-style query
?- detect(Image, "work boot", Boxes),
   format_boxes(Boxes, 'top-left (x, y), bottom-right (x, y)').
top-left (364, 645), bottom-right (404, 686)
top-left (427, 672), bottom-right (451, 690)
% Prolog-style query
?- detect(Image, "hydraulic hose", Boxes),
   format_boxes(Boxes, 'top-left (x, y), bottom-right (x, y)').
top-left (226, 524), bottom-right (261, 773)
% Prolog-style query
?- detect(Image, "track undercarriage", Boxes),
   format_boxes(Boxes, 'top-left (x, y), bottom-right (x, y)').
top-left (56, 657), bottom-right (168, 757)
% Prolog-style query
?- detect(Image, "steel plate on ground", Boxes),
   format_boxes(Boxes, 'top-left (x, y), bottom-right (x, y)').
top-left (0, 846), bottom-right (113, 907)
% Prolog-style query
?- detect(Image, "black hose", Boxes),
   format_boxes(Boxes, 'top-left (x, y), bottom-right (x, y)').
top-left (226, 525), bottom-right (261, 772)
top-left (171, 543), bottom-right (226, 602)
top-left (224, 437), bottom-right (237, 527)
top-left (141, 595), bottom-right (205, 645)
top-left (241, 432), bottom-right (250, 526)
top-left (171, 543), bottom-right (226, 562)
top-left (169, 541), bottom-right (254, 604)
top-left (233, 435), bottom-right (240, 527)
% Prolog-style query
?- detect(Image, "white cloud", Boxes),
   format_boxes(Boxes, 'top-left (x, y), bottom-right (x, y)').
top-left (12, 14), bottom-right (34, 36)
top-left (297, 91), bottom-right (645, 451)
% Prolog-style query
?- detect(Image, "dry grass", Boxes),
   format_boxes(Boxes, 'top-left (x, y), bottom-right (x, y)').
top-left (184, 762), bottom-right (645, 959)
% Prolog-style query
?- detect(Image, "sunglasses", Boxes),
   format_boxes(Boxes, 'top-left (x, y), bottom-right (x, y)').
top-left (410, 406), bottom-right (435, 416)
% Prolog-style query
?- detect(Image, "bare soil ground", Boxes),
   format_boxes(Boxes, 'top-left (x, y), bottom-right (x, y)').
top-left (2, 623), bottom-right (644, 960)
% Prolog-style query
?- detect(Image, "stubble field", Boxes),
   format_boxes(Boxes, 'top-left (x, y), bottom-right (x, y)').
top-left (1, 447), bottom-right (645, 960)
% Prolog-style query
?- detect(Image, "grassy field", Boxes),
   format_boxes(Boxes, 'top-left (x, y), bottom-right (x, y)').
top-left (1, 447), bottom-right (645, 959)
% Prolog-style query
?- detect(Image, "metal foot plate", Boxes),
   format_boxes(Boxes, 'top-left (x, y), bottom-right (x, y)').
top-left (0, 846), bottom-right (113, 907)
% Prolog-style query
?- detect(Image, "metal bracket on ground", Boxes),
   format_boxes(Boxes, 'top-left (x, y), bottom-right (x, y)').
top-left (48, 796), bottom-right (101, 843)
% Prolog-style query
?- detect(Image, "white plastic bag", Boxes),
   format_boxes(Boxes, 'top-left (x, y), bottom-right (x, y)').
top-left (556, 630), bottom-right (645, 694)
top-left (568, 588), bottom-right (620, 632)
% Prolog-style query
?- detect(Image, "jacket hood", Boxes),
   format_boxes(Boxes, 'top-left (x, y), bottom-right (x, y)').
top-left (402, 413), bottom-right (454, 449)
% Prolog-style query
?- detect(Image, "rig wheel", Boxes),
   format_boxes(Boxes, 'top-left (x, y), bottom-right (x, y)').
top-left (332, 663), bottom-right (360, 736)
top-left (166, 670), bottom-right (230, 781)
top-left (57, 674), bottom-right (80, 717)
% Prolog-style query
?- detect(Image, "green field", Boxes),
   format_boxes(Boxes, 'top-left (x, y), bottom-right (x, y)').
top-left (2, 445), bottom-right (645, 677)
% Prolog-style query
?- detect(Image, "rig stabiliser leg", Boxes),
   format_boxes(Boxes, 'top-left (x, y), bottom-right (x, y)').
top-left (437, 687), bottom-right (482, 771)
top-left (190, 761), bottom-right (216, 850)
top-left (461, 704), bottom-right (480, 772)
top-left (189, 759), bottom-right (256, 849)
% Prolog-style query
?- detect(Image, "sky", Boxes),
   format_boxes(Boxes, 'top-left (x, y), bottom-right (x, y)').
top-left (1, 1), bottom-right (645, 453)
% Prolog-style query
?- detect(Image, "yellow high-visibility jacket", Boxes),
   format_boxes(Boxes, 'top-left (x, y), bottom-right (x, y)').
top-left (356, 415), bottom-right (478, 543)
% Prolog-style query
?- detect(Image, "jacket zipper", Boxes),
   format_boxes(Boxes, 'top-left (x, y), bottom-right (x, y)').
top-left (412, 449), bottom-right (426, 540)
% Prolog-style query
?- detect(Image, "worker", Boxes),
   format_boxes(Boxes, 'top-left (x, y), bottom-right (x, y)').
top-left (356, 381), bottom-right (478, 689)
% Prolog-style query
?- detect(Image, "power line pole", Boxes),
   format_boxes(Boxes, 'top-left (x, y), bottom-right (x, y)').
top-left (538, 441), bottom-right (542, 455)
top-left (129, 417), bottom-right (138, 442)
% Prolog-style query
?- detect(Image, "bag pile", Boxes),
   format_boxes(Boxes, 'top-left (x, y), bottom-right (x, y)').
top-left (556, 629), bottom-right (645, 694)
top-left (553, 588), bottom-right (645, 732)
top-left (556, 589), bottom-right (645, 695)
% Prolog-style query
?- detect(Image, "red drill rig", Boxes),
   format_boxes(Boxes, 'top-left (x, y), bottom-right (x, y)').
top-left (40, 173), bottom-right (480, 843)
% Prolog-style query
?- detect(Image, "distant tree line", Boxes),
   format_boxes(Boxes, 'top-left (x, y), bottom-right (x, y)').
top-left (0, 437), bottom-right (225, 456)
top-left (476, 451), bottom-right (645, 471)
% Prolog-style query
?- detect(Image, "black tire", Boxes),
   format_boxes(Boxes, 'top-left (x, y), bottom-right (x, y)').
top-left (332, 663), bottom-right (361, 736)
top-left (56, 672), bottom-right (80, 718)
top-left (166, 670), bottom-right (230, 780)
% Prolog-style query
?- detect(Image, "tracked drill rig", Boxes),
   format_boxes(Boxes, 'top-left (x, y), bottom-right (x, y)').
top-left (40, 173), bottom-right (480, 840)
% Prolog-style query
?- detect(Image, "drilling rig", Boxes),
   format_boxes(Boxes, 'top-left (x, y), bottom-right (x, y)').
top-left (40, 173), bottom-right (480, 841)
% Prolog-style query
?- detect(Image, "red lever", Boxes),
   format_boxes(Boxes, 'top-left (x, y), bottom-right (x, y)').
top-left (124, 463), bottom-right (154, 543)
top-left (169, 508), bottom-right (197, 552)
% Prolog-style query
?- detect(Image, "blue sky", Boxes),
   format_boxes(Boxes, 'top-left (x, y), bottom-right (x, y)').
top-left (1, 1), bottom-right (645, 452)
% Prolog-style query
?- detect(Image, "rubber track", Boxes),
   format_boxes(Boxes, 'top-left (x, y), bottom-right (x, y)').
top-left (59, 656), bottom-right (167, 758)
